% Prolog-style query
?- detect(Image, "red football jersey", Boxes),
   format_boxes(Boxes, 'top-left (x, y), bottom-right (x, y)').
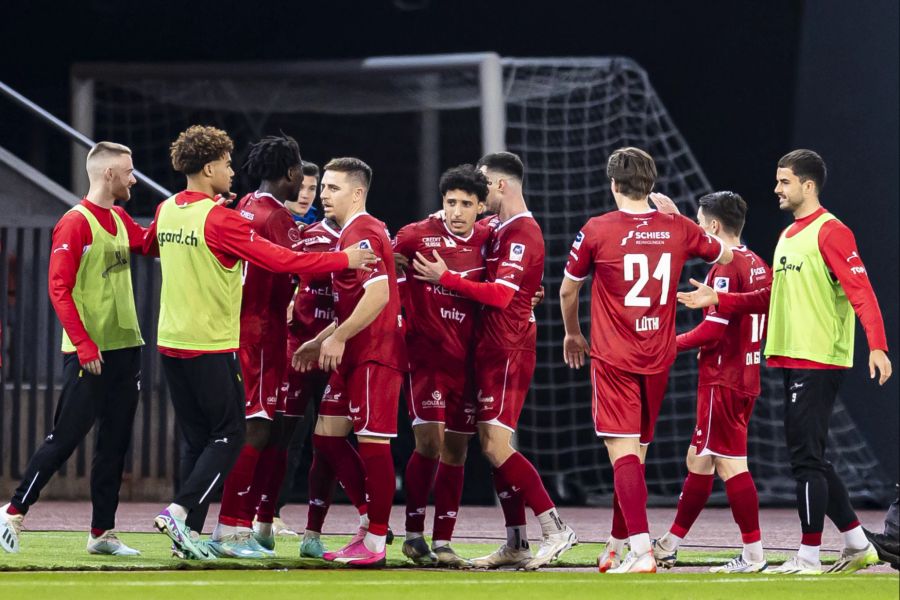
top-left (696, 246), bottom-right (772, 396)
top-left (333, 212), bottom-right (407, 370)
top-left (565, 209), bottom-right (724, 374)
top-left (236, 192), bottom-right (303, 346)
top-left (393, 217), bottom-right (489, 366)
top-left (478, 212), bottom-right (545, 352)
top-left (290, 219), bottom-right (341, 343)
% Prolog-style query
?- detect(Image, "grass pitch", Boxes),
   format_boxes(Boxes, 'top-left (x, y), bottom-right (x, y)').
top-left (0, 532), bottom-right (896, 600)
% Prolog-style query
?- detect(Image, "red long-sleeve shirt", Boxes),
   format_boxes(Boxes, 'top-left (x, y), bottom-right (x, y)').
top-left (717, 207), bottom-right (888, 369)
top-left (143, 191), bottom-right (349, 358)
top-left (49, 199), bottom-right (149, 364)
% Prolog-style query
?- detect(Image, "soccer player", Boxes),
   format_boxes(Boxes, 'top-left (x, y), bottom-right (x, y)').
top-left (393, 164), bottom-right (490, 567)
top-left (0, 142), bottom-right (146, 556)
top-left (648, 191), bottom-right (772, 573)
top-left (559, 147), bottom-right (732, 574)
top-left (209, 134), bottom-right (309, 558)
top-left (284, 160), bottom-right (320, 225)
top-left (413, 152), bottom-right (576, 570)
top-left (293, 157), bottom-right (406, 566)
top-left (145, 127), bottom-right (376, 560)
top-left (677, 149), bottom-right (891, 574)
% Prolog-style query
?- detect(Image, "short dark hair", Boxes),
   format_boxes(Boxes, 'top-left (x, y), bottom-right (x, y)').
top-left (323, 157), bottom-right (372, 190)
top-left (170, 125), bottom-right (234, 175)
top-left (301, 160), bottom-right (319, 179)
top-left (243, 134), bottom-right (301, 182)
top-left (778, 149), bottom-right (826, 193)
top-left (607, 147), bottom-right (657, 199)
top-left (439, 164), bottom-right (489, 203)
top-left (698, 191), bottom-right (747, 236)
top-left (477, 151), bottom-right (525, 183)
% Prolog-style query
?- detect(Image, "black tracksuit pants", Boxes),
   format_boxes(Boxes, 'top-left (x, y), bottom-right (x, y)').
top-left (10, 347), bottom-right (141, 531)
top-left (782, 368), bottom-right (858, 537)
top-left (161, 352), bottom-right (245, 525)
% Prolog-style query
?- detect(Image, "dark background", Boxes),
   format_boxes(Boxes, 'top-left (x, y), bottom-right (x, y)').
top-left (1, 0), bottom-right (896, 480)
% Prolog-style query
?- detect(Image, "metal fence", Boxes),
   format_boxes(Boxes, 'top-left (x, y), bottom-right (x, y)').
top-left (0, 226), bottom-right (176, 500)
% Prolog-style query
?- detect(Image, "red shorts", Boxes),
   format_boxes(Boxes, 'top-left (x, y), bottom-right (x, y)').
top-left (591, 360), bottom-right (669, 444)
top-left (474, 347), bottom-right (536, 432)
top-left (404, 362), bottom-right (477, 435)
top-left (240, 342), bottom-right (287, 420)
top-left (318, 362), bottom-right (402, 437)
top-left (692, 385), bottom-right (755, 458)
top-left (280, 368), bottom-right (329, 418)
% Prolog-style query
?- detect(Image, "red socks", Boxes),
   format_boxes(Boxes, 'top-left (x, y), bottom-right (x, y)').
top-left (724, 471), bottom-right (761, 544)
top-left (253, 446), bottom-right (288, 524)
top-left (358, 442), bottom-right (395, 536)
top-left (492, 466), bottom-right (526, 527)
top-left (306, 446), bottom-right (336, 533)
top-left (670, 472), bottom-right (714, 538)
top-left (496, 452), bottom-right (555, 516)
top-left (612, 455), bottom-right (649, 536)
top-left (312, 434), bottom-right (367, 511)
top-left (610, 463), bottom-right (645, 539)
top-left (404, 451), bottom-right (439, 533)
top-left (218, 444), bottom-right (261, 527)
top-left (432, 462), bottom-right (465, 542)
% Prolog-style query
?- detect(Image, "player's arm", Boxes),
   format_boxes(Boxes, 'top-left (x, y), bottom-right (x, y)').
top-left (318, 279), bottom-right (389, 372)
top-left (677, 279), bottom-right (771, 314)
top-left (141, 203), bottom-right (163, 257)
top-left (292, 321), bottom-right (337, 372)
top-left (206, 207), bottom-right (375, 274)
top-left (48, 213), bottom-right (102, 373)
top-left (676, 318), bottom-right (728, 352)
top-left (559, 276), bottom-right (589, 369)
top-left (819, 221), bottom-right (891, 385)
top-left (413, 250), bottom-right (515, 309)
top-left (112, 206), bottom-right (153, 256)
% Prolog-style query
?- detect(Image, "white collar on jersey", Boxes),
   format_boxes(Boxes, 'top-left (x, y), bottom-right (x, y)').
top-left (253, 190), bottom-right (279, 202)
top-left (321, 220), bottom-right (341, 238)
top-left (441, 218), bottom-right (475, 242)
top-left (496, 210), bottom-right (534, 231)
top-left (340, 211), bottom-right (370, 232)
top-left (619, 207), bottom-right (657, 215)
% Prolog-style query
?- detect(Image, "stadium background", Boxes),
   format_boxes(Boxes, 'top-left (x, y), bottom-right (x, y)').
top-left (0, 0), bottom-right (896, 507)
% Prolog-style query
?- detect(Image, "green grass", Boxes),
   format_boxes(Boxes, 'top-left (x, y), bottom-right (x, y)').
top-left (0, 533), bottom-right (896, 600)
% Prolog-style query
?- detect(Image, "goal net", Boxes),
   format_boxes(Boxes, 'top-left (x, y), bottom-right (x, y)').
top-left (76, 55), bottom-right (892, 505)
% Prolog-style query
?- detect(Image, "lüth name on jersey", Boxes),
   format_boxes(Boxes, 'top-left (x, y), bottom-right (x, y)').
top-left (635, 316), bottom-right (660, 332)
top-left (440, 307), bottom-right (466, 323)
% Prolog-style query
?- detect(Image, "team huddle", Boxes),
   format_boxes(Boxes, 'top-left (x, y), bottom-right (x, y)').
top-left (0, 125), bottom-right (892, 575)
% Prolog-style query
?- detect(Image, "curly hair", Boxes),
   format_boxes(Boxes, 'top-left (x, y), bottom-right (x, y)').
top-left (243, 134), bottom-right (301, 182)
top-left (439, 164), bottom-right (488, 203)
top-left (170, 125), bottom-right (234, 175)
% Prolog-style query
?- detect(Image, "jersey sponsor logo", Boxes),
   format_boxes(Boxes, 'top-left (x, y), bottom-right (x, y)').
top-left (302, 235), bottom-right (333, 246)
top-left (440, 307), bottom-right (466, 324)
top-left (500, 261), bottom-right (524, 272)
top-left (846, 251), bottom-right (859, 262)
top-left (850, 265), bottom-right (866, 275)
top-left (314, 307), bottom-right (335, 321)
top-left (775, 255), bottom-right (803, 273)
top-left (621, 230), bottom-right (671, 246)
top-left (422, 236), bottom-right (442, 248)
top-left (509, 243), bottom-right (526, 261)
top-left (239, 210), bottom-right (255, 221)
top-left (476, 389), bottom-right (493, 404)
top-left (427, 284), bottom-right (463, 298)
top-left (749, 265), bottom-right (768, 284)
top-left (157, 228), bottom-right (199, 248)
top-left (572, 231), bottom-right (584, 250)
top-left (53, 243), bottom-right (70, 254)
top-left (636, 219), bottom-right (651, 229)
top-left (714, 277), bottom-right (730, 292)
top-left (635, 316), bottom-right (660, 332)
top-left (303, 284), bottom-right (333, 296)
top-left (101, 250), bottom-right (129, 279)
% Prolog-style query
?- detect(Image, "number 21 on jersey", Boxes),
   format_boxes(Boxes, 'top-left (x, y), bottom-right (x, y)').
top-left (624, 253), bottom-right (671, 307)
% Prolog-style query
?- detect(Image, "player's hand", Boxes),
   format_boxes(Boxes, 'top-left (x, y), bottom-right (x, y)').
top-left (318, 333), bottom-right (346, 372)
top-left (343, 242), bottom-right (378, 271)
top-left (214, 192), bottom-right (237, 207)
top-left (676, 278), bottom-right (719, 309)
top-left (650, 192), bottom-right (680, 215)
top-left (563, 333), bottom-right (589, 369)
top-left (869, 349), bottom-right (892, 386)
top-left (531, 285), bottom-right (545, 308)
top-left (292, 339), bottom-right (321, 372)
top-left (82, 350), bottom-right (103, 376)
top-left (412, 250), bottom-right (448, 284)
top-left (393, 252), bottom-right (409, 274)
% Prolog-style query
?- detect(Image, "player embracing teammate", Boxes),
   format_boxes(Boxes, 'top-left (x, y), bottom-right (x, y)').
top-left (559, 147), bottom-right (732, 573)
